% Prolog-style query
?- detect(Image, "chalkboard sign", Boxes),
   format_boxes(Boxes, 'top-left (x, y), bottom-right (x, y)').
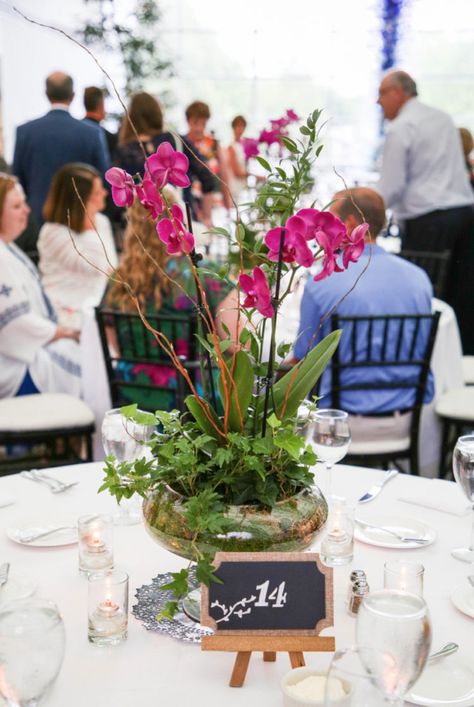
top-left (200, 552), bottom-right (335, 687)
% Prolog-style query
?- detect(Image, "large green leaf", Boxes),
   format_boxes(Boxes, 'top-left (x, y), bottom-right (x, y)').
top-left (185, 395), bottom-right (223, 440)
top-left (258, 330), bottom-right (341, 422)
top-left (217, 350), bottom-right (254, 432)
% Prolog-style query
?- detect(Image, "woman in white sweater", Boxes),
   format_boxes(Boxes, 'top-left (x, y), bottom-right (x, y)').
top-left (38, 163), bottom-right (118, 327)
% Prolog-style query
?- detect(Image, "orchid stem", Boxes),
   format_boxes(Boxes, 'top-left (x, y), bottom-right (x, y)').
top-left (185, 203), bottom-right (218, 412)
top-left (261, 228), bottom-right (285, 437)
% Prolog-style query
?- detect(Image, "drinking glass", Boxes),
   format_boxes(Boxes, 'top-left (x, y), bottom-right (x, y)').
top-left (356, 590), bottom-right (432, 707)
top-left (325, 647), bottom-right (390, 706)
top-left (451, 434), bottom-right (474, 562)
top-left (309, 409), bottom-right (351, 498)
top-left (0, 598), bottom-right (65, 707)
top-left (101, 408), bottom-right (155, 525)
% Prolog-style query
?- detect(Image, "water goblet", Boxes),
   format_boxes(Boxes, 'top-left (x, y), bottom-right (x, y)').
top-left (325, 646), bottom-right (391, 706)
top-left (309, 409), bottom-right (351, 498)
top-left (451, 434), bottom-right (474, 562)
top-left (0, 598), bottom-right (65, 707)
top-left (356, 589), bottom-right (432, 707)
top-left (101, 407), bottom-right (155, 525)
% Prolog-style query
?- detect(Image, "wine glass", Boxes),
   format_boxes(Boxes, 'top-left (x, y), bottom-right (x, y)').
top-left (451, 434), bottom-right (474, 562)
top-left (101, 408), bottom-right (155, 526)
top-left (356, 590), bottom-right (432, 707)
top-left (308, 409), bottom-right (351, 498)
top-left (0, 598), bottom-right (65, 707)
top-left (325, 647), bottom-right (391, 706)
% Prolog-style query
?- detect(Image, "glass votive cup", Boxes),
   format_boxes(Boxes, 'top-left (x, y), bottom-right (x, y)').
top-left (88, 570), bottom-right (128, 646)
top-left (320, 497), bottom-right (355, 567)
top-left (78, 514), bottom-right (114, 576)
top-left (384, 560), bottom-right (424, 596)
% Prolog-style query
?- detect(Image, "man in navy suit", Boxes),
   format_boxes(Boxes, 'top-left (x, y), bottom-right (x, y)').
top-left (13, 72), bottom-right (110, 225)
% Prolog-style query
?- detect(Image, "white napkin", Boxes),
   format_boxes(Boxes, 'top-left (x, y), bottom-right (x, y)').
top-left (398, 480), bottom-right (471, 516)
top-left (0, 495), bottom-right (15, 509)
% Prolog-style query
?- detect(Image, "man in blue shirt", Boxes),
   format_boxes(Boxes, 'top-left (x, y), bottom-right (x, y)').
top-left (294, 187), bottom-right (434, 414)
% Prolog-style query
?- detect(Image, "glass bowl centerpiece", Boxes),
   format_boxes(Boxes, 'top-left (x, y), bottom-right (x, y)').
top-left (100, 109), bottom-right (367, 615)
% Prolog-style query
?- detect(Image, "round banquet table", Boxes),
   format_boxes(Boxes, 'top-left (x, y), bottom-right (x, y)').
top-left (0, 463), bottom-right (472, 706)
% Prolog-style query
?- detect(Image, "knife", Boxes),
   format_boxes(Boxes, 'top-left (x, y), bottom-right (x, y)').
top-left (357, 469), bottom-right (398, 504)
top-left (0, 562), bottom-right (10, 588)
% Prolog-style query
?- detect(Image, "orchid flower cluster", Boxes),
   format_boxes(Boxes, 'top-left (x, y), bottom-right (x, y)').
top-left (241, 108), bottom-right (300, 161)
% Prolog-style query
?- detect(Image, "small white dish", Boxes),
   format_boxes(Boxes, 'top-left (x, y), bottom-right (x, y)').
top-left (7, 519), bottom-right (78, 547)
top-left (450, 584), bottom-right (474, 619)
top-left (406, 655), bottom-right (474, 705)
top-left (0, 571), bottom-right (36, 605)
top-left (281, 667), bottom-right (351, 706)
top-left (354, 513), bottom-right (436, 549)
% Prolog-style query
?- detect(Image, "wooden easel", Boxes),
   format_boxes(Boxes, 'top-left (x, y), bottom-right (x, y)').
top-left (201, 634), bottom-right (336, 687)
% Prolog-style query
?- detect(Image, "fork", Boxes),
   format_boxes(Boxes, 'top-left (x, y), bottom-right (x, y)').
top-left (20, 470), bottom-right (78, 494)
top-left (355, 519), bottom-right (429, 544)
top-left (18, 526), bottom-right (78, 543)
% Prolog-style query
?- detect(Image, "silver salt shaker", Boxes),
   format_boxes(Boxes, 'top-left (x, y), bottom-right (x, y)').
top-left (348, 578), bottom-right (370, 616)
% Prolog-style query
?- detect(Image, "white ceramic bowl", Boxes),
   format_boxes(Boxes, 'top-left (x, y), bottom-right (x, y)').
top-left (280, 666), bottom-right (352, 707)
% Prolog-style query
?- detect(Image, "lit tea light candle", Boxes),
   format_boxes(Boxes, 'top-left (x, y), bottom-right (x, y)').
top-left (78, 515), bottom-right (114, 575)
top-left (384, 561), bottom-right (424, 597)
top-left (87, 529), bottom-right (106, 554)
top-left (321, 497), bottom-right (355, 567)
top-left (88, 571), bottom-right (129, 646)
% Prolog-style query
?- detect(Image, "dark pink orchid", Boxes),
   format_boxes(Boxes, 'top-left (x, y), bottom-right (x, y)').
top-left (146, 141), bottom-right (190, 189)
top-left (136, 172), bottom-right (164, 219)
top-left (286, 109), bottom-right (300, 122)
top-left (156, 204), bottom-right (194, 255)
top-left (258, 128), bottom-right (280, 146)
top-left (105, 167), bottom-right (135, 208)
top-left (265, 217), bottom-right (314, 267)
top-left (239, 266), bottom-right (274, 318)
top-left (241, 137), bottom-right (260, 160)
top-left (313, 230), bottom-right (345, 281)
top-left (271, 118), bottom-right (289, 132)
top-left (341, 222), bottom-right (368, 268)
top-left (296, 208), bottom-right (346, 244)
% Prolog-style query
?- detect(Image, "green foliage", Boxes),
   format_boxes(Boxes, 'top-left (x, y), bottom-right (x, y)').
top-left (217, 351), bottom-right (253, 432)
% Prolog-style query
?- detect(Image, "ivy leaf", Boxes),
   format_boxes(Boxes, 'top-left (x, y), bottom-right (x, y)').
top-left (195, 557), bottom-right (224, 586)
top-left (120, 404), bottom-right (156, 426)
top-left (157, 601), bottom-right (179, 620)
top-left (160, 569), bottom-right (189, 599)
top-left (267, 412), bottom-right (281, 429)
top-left (274, 430), bottom-right (303, 460)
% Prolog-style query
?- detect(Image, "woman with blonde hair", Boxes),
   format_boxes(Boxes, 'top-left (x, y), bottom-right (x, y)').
top-left (38, 162), bottom-right (118, 327)
top-left (0, 173), bottom-right (81, 397)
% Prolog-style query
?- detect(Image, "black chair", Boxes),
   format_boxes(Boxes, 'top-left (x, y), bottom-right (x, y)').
top-left (95, 307), bottom-right (198, 414)
top-left (398, 250), bottom-right (451, 300)
top-left (323, 312), bottom-right (441, 475)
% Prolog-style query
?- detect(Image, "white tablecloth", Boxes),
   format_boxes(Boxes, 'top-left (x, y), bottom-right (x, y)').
top-left (0, 463), bottom-right (472, 706)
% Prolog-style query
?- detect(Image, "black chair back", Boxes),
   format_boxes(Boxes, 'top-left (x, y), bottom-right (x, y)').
top-left (95, 307), bottom-right (198, 413)
top-left (398, 250), bottom-right (450, 300)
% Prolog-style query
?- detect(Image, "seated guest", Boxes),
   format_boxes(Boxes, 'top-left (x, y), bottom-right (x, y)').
top-left (102, 198), bottom-right (238, 410)
top-left (294, 187), bottom-right (434, 415)
top-left (114, 92), bottom-right (215, 226)
top-left (38, 163), bottom-right (118, 328)
top-left (0, 173), bottom-right (81, 398)
top-left (183, 100), bottom-right (232, 215)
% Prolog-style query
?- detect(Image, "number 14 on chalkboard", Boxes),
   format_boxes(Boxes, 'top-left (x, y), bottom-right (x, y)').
top-left (255, 580), bottom-right (287, 608)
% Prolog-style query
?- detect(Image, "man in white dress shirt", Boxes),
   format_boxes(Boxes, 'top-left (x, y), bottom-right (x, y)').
top-left (377, 69), bottom-right (474, 353)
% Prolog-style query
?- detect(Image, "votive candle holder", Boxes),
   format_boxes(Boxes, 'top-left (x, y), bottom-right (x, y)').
top-left (88, 570), bottom-right (128, 646)
top-left (78, 514), bottom-right (114, 576)
top-left (384, 560), bottom-right (424, 597)
top-left (320, 497), bottom-right (355, 567)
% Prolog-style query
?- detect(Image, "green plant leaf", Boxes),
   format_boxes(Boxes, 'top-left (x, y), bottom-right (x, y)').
top-left (120, 404), bottom-right (156, 426)
top-left (255, 156), bottom-right (272, 171)
top-left (260, 330), bottom-right (341, 422)
top-left (185, 395), bottom-right (223, 439)
top-left (160, 569), bottom-right (189, 598)
top-left (217, 351), bottom-right (254, 432)
top-left (195, 557), bottom-right (224, 586)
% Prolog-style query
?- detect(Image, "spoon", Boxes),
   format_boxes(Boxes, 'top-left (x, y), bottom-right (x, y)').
top-left (427, 642), bottom-right (459, 662)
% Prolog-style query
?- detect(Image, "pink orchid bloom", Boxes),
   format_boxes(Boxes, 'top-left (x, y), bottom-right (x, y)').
top-left (265, 217), bottom-right (314, 267)
top-left (136, 172), bottom-right (164, 219)
top-left (239, 266), bottom-right (274, 318)
top-left (241, 137), bottom-right (260, 160)
top-left (286, 109), bottom-right (300, 122)
top-left (156, 204), bottom-right (195, 255)
top-left (341, 222), bottom-right (369, 268)
top-left (146, 141), bottom-right (190, 189)
top-left (296, 208), bottom-right (347, 244)
top-left (258, 128), bottom-right (280, 146)
top-left (105, 167), bottom-right (135, 207)
top-left (313, 228), bottom-right (346, 281)
top-left (271, 117), bottom-right (289, 132)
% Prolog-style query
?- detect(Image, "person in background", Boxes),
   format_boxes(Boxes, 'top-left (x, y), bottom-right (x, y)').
top-left (459, 127), bottom-right (474, 191)
top-left (227, 115), bottom-right (248, 204)
top-left (183, 101), bottom-right (232, 215)
top-left (0, 173), bottom-right (81, 398)
top-left (102, 197), bottom-right (238, 410)
top-left (377, 69), bottom-right (474, 353)
top-left (13, 72), bottom-right (109, 226)
top-left (38, 163), bottom-right (117, 328)
top-left (83, 86), bottom-right (117, 162)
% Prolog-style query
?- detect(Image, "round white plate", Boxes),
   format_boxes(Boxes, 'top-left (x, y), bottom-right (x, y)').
top-left (354, 514), bottom-right (436, 549)
top-left (0, 571), bottom-right (36, 605)
top-left (7, 519), bottom-right (78, 547)
top-left (406, 656), bottom-right (474, 705)
top-left (450, 584), bottom-right (474, 619)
